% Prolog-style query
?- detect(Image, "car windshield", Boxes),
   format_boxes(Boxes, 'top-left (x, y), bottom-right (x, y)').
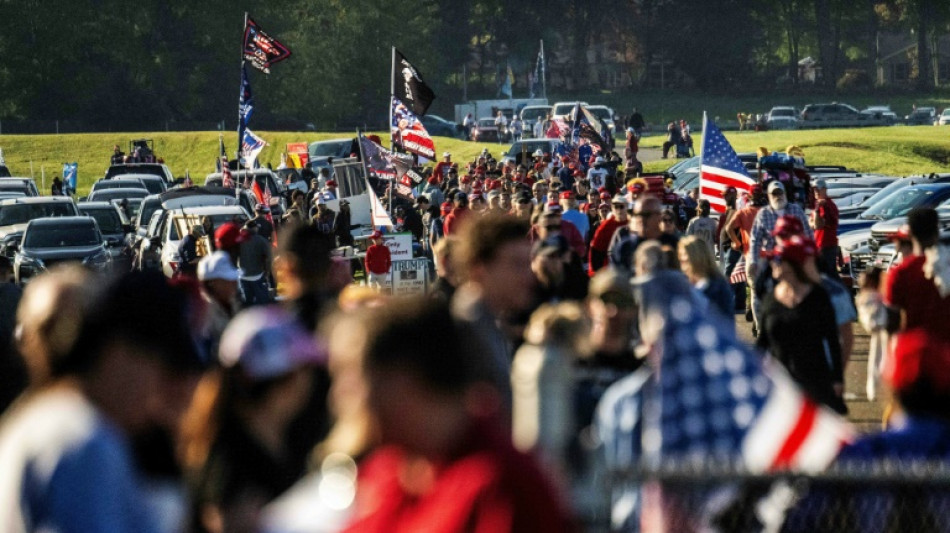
top-left (857, 179), bottom-right (917, 208)
top-left (81, 208), bottom-right (123, 234)
top-left (138, 200), bottom-right (160, 228)
top-left (25, 224), bottom-right (100, 248)
top-left (0, 202), bottom-right (75, 226)
top-left (171, 213), bottom-right (244, 240)
top-left (0, 183), bottom-right (28, 193)
top-left (310, 141), bottom-right (350, 157)
top-left (138, 179), bottom-right (164, 194)
top-left (92, 190), bottom-right (147, 201)
top-left (588, 107), bottom-right (611, 119)
top-left (860, 188), bottom-right (933, 220)
top-left (552, 104), bottom-right (574, 116)
top-left (94, 180), bottom-right (140, 191)
top-left (105, 164), bottom-right (165, 180)
top-left (771, 109), bottom-right (795, 117)
top-left (521, 108), bottom-right (548, 121)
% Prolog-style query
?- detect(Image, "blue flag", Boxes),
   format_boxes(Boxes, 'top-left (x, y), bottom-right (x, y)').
top-left (62, 162), bottom-right (77, 194)
top-left (239, 66), bottom-right (254, 127)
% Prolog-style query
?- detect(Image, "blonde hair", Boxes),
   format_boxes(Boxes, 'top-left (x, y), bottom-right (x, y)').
top-left (678, 235), bottom-right (723, 280)
top-left (523, 302), bottom-right (590, 356)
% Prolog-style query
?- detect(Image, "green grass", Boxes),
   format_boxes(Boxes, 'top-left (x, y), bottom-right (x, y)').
top-left (2, 125), bottom-right (949, 195)
top-left (0, 131), bottom-right (505, 196)
top-left (639, 125), bottom-right (950, 176)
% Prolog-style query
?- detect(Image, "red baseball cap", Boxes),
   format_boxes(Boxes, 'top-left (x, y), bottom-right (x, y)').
top-left (559, 191), bottom-right (573, 200)
top-left (884, 328), bottom-right (950, 394)
top-left (600, 192), bottom-right (611, 200)
top-left (763, 234), bottom-right (816, 264)
top-left (326, 180), bottom-right (337, 187)
top-left (440, 202), bottom-right (453, 215)
top-left (771, 214), bottom-right (805, 239)
top-left (890, 224), bottom-right (911, 242)
top-left (370, 230), bottom-right (384, 240)
top-left (214, 222), bottom-right (249, 250)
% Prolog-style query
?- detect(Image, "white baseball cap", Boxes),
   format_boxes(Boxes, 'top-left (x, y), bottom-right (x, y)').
top-left (218, 306), bottom-right (326, 380)
top-left (767, 181), bottom-right (785, 194)
top-left (198, 251), bottom-right (240, 282)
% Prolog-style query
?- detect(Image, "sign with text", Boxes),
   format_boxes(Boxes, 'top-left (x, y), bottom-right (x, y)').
top-left (391, 258), bottom-right (429, 296)
top-left (382, 233), bottom-right (413, 261)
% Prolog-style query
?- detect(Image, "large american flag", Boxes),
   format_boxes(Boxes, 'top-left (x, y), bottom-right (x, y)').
top-left (700, 115), bottom-right (755, 213)
top-left (652, 293), bottom-right (853, 471)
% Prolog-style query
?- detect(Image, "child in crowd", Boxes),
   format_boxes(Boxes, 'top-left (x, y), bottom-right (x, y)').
top-left (856, 267), bottom-right (887, 402)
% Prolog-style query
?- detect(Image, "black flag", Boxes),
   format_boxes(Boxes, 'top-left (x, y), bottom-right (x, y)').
top-left (243, 17), bottom-right (292, 74)
top-left (393, 49), bottom-right (435, 116)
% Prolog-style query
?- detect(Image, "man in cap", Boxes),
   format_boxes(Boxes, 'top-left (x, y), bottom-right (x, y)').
top-left (747, 180), bottom-right (812, 329)
top-left (512, 191), bottom-right (533, 221)
top-left (433, 152), bottom-right (455, 184)
top-left (177, 224), bottom-right (205, 277)
top-left (311, 196), bottom-right (336, 237)
top-left (530, 202), bottom-right (586, 259)
top-left (332, 199), bottom-right (357, 247)
top-left (589, 195), bottom-right (630, 275)
top-left (252, 203), bottom-right (275, 242)
top-left (608, 196), bottom-right (671, 273)
top-left (423, 175), bottom-right (444, 208)
top-left (214, 221), bottom-right (249, 270)
top-left (0, 271), bottom-right (204, 533)
top-left (559, 190), bottom-right (590, 241)
top-left (587, 156), bottom-right (609, 191)
top-left (321, 180), bottom-right (339, 201)
top-left (364, 230), bottom-right (391, 291)
top-left (238, 219), bottom-right (273, 307)
top-left (198, 251), bottom-right (241, 357)
top-left (810, 178), bottom-right (840, 277)
top-left (443, 192), bottom-right (471, 236)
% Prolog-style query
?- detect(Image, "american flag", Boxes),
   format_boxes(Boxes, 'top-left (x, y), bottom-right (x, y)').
top-left (700, 114), bottom-right (755, 213)
top-left (651, 291), bottom-right (853, 474)
top-left (729, 256), bottom-right (747, 284)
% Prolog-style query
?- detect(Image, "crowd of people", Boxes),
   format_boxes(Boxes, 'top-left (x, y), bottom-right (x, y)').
top-left (0, 133), bottom-right (948, 532)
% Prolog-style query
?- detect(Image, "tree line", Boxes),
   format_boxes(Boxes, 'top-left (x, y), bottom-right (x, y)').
top-left (0, 0), bottom-right (946, 131)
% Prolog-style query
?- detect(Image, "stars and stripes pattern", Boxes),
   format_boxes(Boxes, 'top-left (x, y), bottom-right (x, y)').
top-left (729, 256), bottom-right (747, 284)
top-left (221, 158), bottom-right (234, 188)
top-left (241, 129), bottom-right (266, 168)
top-left (652, 293), bottom-right (853, 473)
top-left (700, 114), bottom-right (755, 213)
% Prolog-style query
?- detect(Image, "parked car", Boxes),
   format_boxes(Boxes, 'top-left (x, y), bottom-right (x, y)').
top-left (501, 138), bottom-right (561, 167)
top-left (0, 178), bottom-right (39, 197)
top-left (419, 114), bottom-right (465, 139)
top-left (308, 138), bottom-right (355, 176)
top-left (13, 216), bottom-right (112, 284)
top-left (550, 101), bottom-right (588, 121)
top-left (86, 188), bottom-right (150, 219)
top-left (766, 106), bottom-right (800, 130)
top-left (860, 105), bottom-right (898, 125)
top-left (157, 205), bottom-right (250, 277)
top-left (78, 201), bottom-right (132, 269)
top-left (904, 106), bottom-right (937, 125)
top-left (520, 105), bottom-right (551, 132)
top-left (586, 105), bottom-right (617, 135)
top-left (937, 108), bottom-right (950, 126)
top-left (801, 103), bottom-right (889, 127)
top-left (0, 196), bottom-right (79, 257)
top-left (92, 174), bottom-right (166, 195)
top-left (839, 173), bottom-right (950, 219)
top-left (104, 162), bottom-right (175, 185)
top-left (204, 168), bottom-right (287, 218)
top-left (472, 118), bottom-right (501, 143)
top-left (838, 182), bottom-right (950, 234)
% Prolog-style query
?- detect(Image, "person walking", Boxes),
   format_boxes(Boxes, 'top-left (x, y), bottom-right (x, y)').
top-left (810, 178), bottom-right (839, 277)
top-left (757, 235), bottom-right (847, 414)
top-left (685, 199), bottom-right (718, 253)
top-left (364, 230), bottom-right (391, 292)
top-left (678, 236), bottom-right (735, 325)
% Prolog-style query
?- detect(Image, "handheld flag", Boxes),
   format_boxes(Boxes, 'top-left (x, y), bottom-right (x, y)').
top-left (700, 114), bottom-right (755, 213)
top-left (392, 49), bottom-right (435, 116)
top-left (366, 178), bottom-right (394, 228)
top-left (241, 129), bottom-right (267, 168)
top-left (221, 158), bottom-right (234, 188)
top-left (62, 163), bottom-right (78, 193)
top-left (359, 135), bottom-right (412, 180)
top-left (243, 17), bottom-right (291, 74)
top-left (391, 96), bottom-right (435, 159)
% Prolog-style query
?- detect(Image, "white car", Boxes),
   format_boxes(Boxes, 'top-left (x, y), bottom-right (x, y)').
top-left (766, 106), bottom-right (800, 130)
top-left (158, 205), bottom-right (250, 277)
top-left (550, 101), bottom-right (589, 121)
top-left (937, 108), bottom-right (950, 126)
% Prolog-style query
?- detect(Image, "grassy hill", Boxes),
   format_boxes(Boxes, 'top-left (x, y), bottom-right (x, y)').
top-left (1, 125), bottom-right (949, 195)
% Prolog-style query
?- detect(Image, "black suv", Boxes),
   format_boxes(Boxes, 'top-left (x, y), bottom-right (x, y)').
top-left (13, 216), bottom-right (112, 284)
top-left (0, 197), bottom-right (79, 257)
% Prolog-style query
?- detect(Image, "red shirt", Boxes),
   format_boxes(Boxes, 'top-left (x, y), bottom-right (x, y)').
top-left (527, 220), bottom-right (586, 258)
top-left (443, 207), bottom-right (470, 236)
top-left (343, 422), bottom-right (576, 533)
top-left (365, 243), bottom-right (392, 274)
top-left (814, 198), bottom-right (839, 248)
top-left (884, 255), bottom-right (950, 341)
top-left (590, 216), bottom-right (625, 253)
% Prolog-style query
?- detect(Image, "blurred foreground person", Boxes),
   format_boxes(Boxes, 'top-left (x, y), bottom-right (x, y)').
top-left (0, 271), bottom-right (203, 533)
top-left (182, 306), bottom-right (326, 533)
top-left (678, 235), bottom-right (735, 323)
top-left (342, 298), bottom-right (577, 532)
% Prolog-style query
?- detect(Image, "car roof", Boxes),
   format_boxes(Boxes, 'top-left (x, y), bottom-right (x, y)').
top-left (0, 177), bottom-right (35, 182)
top-left (170, 205), bottom-right (248, 215)
top-left (90, 187), bottom-right (149, 196)
top-left (78, 201), bottom-right (120, 209)
top-left (26, 216), bottom-right (96, 227)
top-left (0, 196), bottom-right (74, 206)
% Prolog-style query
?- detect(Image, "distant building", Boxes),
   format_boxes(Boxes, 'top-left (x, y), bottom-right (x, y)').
top-left (877, 33), bottom-right (950, 86)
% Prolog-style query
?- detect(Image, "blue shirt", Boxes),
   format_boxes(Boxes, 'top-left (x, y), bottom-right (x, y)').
top-left (561, 208), bottom-right (590, 241)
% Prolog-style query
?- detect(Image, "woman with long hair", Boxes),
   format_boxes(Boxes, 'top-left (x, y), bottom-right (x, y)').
top-left (678, 235), bottom-right (735, 325)
top-left (756, 235), bottom-right (846, 414)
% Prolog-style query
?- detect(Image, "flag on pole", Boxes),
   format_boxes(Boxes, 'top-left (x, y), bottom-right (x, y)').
top-left (533, 44), bottom-right (545, 97)
top-left (243, 17), bottom-right (291, 74)
top-left (217, 134), bottom-right (227, 171)
top-left (392, 49), bottom-right (435, 116)
top-left (239, 65), bottom-right (254, 128)
top-left (700, 114), bottom-right (756, 213)
top-left (359, 135), bottom-right (412, 180)
top-left (221, 158), bottom-right (234, 188)
top-left (391, 96), bottom-right (435, 159)
top-left (499, 63), bottom-right (513, 98)
top-left (62, 162), bottom-right (77, 193)
top-left (366, 178), bottom-right (394, 228)
top-left (241, 129), bottom-right (267, 168)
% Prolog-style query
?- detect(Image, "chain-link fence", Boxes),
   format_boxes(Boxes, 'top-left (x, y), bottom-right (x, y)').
top-left (578, 462), bottom-right (950, 532)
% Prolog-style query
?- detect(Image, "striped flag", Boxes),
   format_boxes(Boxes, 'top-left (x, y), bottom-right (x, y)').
top-left (700, 113), bottom-right (755, 213)
top-left (221, 158), bottom-right (234, 188)
top-left (729, 255), bottom-right (747, 284)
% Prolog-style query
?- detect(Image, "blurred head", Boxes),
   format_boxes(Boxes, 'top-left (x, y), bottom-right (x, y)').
top-left (457, 215), bottom-right (534, 315)
top-left (678, 236), bottom-right (720, 284)
top-left (768, 235), bottom-right (817, 285)
top-left (274, 224), bottom-right (334, 300)
top-left (883, 328), bottom-right (950, 420)
top-left (767, 181), bottom-right (787, 210)
top-left (696, 199), bottom-right (711, 218)
top-left (635, 240), bottom-right (666, 277)
top-left (908, 206), bottom-right (939, 249)
top-left (586, 268), bottom-right (637, 349)
top-left (631, 197), bottom-right (662, 239)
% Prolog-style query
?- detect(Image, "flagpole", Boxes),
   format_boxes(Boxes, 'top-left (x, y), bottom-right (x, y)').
top-left (237, 12), bottom-right (249, 173)
top-left (540, 40), bottom-right (546, 99)
top-left (390, 47), bottom-right (396, 151)
top-left (699, 111), bottom-right (707, 196)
